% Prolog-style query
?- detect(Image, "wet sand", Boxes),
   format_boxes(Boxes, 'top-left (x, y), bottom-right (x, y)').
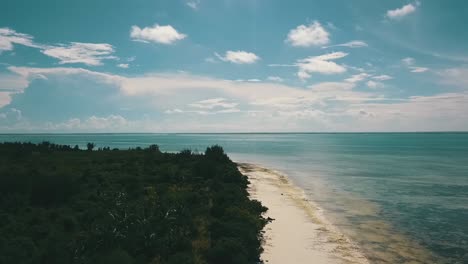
top-left (238, 163), bottom-right (369, 264)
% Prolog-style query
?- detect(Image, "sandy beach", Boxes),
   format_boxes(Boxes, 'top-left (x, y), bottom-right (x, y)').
top-left (238, 163), bottom-right (369, 264)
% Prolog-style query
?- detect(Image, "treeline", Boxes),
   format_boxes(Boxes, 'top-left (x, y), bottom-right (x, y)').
top-left (0, 142), bottom-right (269, 264)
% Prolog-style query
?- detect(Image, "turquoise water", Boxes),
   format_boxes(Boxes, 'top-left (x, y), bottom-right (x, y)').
top-left (1, 133), bottom-right (467, 263)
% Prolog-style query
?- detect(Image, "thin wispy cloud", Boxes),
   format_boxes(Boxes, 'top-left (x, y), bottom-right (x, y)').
top-left (42, 42), bottom-right (116, 66)
top-left (186, 0), bottom-right (200, 10)
top-left (410, 67), bottom-right (429, 73)
top-left (0, 28), bottom-right (118, 66)
top-left (401, 57), bottom-right (429, 73)
top-left (345, 73), bottom-right (370, 83)
top-left (323, 40), bottom-right (368, 49)
top-left (267, 76), bottom-right (284, 82)
top-left (372, 75), bottom-right (393, 81)
top-left (0, 28), bottom-right (41, 52)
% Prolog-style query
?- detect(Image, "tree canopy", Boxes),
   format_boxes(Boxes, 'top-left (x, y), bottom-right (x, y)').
top-left (0, 142), bottom-right (269, 264)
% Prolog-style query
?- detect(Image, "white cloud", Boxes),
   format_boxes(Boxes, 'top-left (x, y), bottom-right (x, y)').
top-left (401, 58), bottom-right (429, 73)
top-left (366, 80), bottom-right (384, 89)
top-left (8, 66), bottom-right (121, 85)
top-left (439, 68), bottom-right (468, 88)
top-left (0, 28), bottom-right (118, 66)
top-left (297, 71), bottom-right (311, 81)
top-left (0, 108), bottom-right (22, 123)
top-left (0, 92), bottom-right (13, 108)
top-left (323, 40), bottom-right (368, 49)
top-left (164, 108), bottom-right (183, 114)
top-left (49, 115), bottom-right (128, 131)
top-left (165, 98), bottom-right (240, 115)
top-left (117, 63), bottom-right (129, 68)
top-left (309, 81), bottom-right (356, 91)
top-left (189, 98), bottom-right (237, 109)
top-left (410, 67), bottom-right (428, 73)
top-left (286, 21), bottom-right (330, 47)
top-left (0, 73), bottom-right (30, 91)
top-left (0, 28), bottom-right (41, 52)
top-left (296, 52), bottom-right (348, 79)
top-left (402, 57), bottom-right (415, 65)
top-left (186, 0), bottom-right (200, 10)
top-left (345, 73), bottom-right (370, 83)
top-left (267, 76), bottom-right (284, 82)
top-left (251, 96), bottom-right (319, 110)
top-left (233, 79), bottom-right (260, 82)
top-left (217, 108), bottom-right (240, 113)
top-left (215, 50), bottom-right (260, 64)
top-left (372, 75), bottom-right (393, 81)
top-left (41, 42), bottom-right (116, 66)
top-left (204, 57), bottom-right (217, 63)
top-left (387, 2), bottom-right (420, 20)
top-left (5, 66), bottom-right (468, 132)
top-left (130, 24), bottom-right (187, 44)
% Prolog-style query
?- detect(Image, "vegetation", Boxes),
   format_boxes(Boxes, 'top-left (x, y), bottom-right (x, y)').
top-left (0, 142), bottom-right (268, 264)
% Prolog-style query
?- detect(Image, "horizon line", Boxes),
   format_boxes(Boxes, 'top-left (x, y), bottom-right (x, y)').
top-left (1, 131), bottom-right (468, 135)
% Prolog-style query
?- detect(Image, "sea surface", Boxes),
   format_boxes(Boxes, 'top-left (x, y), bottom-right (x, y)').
top-left (1, 133), bottom-right (467, 263)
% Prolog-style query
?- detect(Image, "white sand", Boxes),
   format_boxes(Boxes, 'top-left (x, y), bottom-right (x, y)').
top-left (238, 163), bottom-right (369, 264)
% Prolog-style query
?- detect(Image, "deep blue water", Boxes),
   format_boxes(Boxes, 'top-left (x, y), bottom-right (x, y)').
top-left (1, 133), bottom-right (467, 263)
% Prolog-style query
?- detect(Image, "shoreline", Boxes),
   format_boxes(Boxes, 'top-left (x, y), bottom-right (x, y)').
top-left (238, 162), bottom-right (369, 264)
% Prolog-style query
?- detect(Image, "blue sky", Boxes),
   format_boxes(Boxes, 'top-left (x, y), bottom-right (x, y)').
top-left (1, 0), bottom-right (467, 132)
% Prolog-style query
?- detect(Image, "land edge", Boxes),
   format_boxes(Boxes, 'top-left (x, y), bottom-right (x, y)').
top-left (237, 162), bottom-right (369, 264)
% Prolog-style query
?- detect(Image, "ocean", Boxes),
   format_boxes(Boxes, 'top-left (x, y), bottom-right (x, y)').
top-left (1, 133), bottom-right (467, 263)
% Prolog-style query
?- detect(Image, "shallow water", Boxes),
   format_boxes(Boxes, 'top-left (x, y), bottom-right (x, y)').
top-left (1, 133), bottom-right (467, 263)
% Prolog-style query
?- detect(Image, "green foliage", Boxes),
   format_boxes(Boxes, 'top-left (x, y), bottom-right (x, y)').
top-left (86, 142), bottom-right (95, 151)
top-left (0, 142), bottom-right (268, 264)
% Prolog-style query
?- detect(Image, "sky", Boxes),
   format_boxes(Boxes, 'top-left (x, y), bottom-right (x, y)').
top-left (0, 0), bottom-right (467, 132)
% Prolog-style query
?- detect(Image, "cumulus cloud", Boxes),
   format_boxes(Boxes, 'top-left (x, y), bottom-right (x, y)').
top-left (323, 40), bottom-right (368, 49)
top-left (387, 1), bottom-right (420, 20)
top-left (130, 24), bottom-right (187, 44)
top-left (215, 50), bottom-right (260, 64)
top-left (286, 21), bottom-right (330, 47)
top-left (41, 42), bottom-right (116, 66)
top-left (0, 72), bottom-right (32, 107)
top-left (117, 63), bottom-right (129, 68)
